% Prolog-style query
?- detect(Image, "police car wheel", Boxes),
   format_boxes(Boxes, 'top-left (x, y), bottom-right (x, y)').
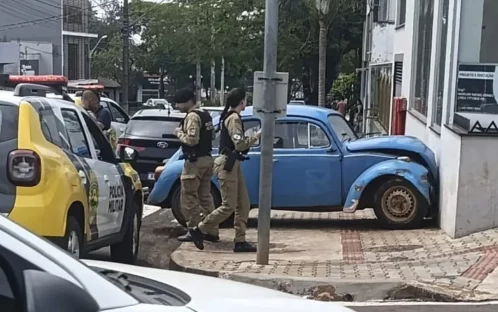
top-left (171, 184), bottom-right (234, 229)
top-left (110, 204), bottom-right (140, 264)
top-left (373, 178), bottom-right (428, 230)
top-left (64, 216), bottom-right (84, 259)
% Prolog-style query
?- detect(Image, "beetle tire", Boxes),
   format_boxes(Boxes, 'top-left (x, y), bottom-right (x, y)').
top-left (373, 178), bottom-right (428, 229)
top-left (171, 184), bottom-right (234, 229)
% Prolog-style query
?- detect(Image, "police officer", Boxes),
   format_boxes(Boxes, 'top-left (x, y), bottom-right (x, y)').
top-left (189, 88), bottom-right (261, 253)
top-left (81, 90), bottom-right (118, 150)
top-left (173, 88), bottom-right (219, 242)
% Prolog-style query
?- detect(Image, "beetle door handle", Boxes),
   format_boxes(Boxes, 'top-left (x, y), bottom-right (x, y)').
top-left (273, 159), bottom-right (279, 163)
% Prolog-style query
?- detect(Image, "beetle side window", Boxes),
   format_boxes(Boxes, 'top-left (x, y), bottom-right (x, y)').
top-left (275, 121), bottom-right (330, 149)
top-left (61, 109), bottom-right (91, 158)
top-left (309, 124), bottom-right (330, 148)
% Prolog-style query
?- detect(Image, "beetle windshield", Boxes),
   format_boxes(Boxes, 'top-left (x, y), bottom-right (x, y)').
top-left (328, 114), bottom-right (358, 142)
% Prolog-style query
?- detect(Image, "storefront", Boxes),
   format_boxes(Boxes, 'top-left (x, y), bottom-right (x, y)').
top-left (137, 74), bottom-right (171, 103)
top-left (399, 0), bottom-right (498, 238)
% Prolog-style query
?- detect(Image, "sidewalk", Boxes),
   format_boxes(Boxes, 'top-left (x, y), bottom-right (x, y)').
top-left (170, 209), bottom-right (498, 302)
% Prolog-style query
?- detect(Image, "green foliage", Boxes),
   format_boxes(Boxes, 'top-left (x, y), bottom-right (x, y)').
top-left (330, 72), bottom-right (359, 100)
top-left (88, 0), bottom-right (366, 101)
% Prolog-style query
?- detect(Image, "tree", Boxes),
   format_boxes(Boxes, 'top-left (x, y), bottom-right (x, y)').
top-left (305, 0), bottom-right (363, 107)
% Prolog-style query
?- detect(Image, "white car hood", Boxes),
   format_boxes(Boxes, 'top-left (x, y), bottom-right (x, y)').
top-left (83, 260), bottom-right (354, 312)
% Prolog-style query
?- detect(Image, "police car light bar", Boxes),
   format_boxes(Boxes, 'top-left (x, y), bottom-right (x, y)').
top-left (7, 75), bottom-right (68, 86)
top-left (73, 84), bottom-right (105, 91)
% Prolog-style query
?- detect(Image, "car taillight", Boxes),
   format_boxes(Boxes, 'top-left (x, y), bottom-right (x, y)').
top-left (118, 138), bottom-right (131, 146)
top-left (8, 150), bottom-right (41, 186)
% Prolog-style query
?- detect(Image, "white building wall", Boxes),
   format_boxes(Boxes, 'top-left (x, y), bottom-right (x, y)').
top-left (371, 24), bottom-right (394, 64)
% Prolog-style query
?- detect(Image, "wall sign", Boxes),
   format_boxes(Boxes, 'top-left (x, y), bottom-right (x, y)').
top-left (457, 63), bottom-right (498, 113)
top-left (20, 60), bottom-right (39, 76)
top-left (142, 75), bottom-right (170, 90)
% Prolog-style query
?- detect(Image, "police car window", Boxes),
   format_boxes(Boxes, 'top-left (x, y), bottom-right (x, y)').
top-left (0, 104), bottom-right (18, 143)
top-left (108, 103), bottom-right (128, 123)
top-left (61, 109), bottom-right (91, 158)
top-left (82, 113), bottom-right (117, 163)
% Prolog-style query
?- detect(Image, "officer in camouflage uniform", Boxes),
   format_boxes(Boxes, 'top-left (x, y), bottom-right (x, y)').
top-left (190, 88), bottom-right (261, 253)
top-left (173, 88), bottom-right (219, 242)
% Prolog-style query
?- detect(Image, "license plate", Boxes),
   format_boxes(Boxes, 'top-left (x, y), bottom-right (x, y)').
top-left (147, 173), bottom-right (155, 180)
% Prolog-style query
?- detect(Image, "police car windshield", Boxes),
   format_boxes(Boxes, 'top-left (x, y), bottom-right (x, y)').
top-left (126, 117), bottom-right (181, 138)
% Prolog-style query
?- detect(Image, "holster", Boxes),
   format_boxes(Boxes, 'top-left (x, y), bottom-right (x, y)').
top-left (223, 150), bottom-right (237, 172)
top-left (183, 153), bottom-right (198, 162)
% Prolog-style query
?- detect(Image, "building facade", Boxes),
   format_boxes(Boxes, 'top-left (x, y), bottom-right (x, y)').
top-left (362, 0), bottom-right (498, 238)
top-left (0, 0), bottom-right (96, 78)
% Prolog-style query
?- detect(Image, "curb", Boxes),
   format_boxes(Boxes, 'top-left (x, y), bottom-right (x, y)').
top-left (169, 248), bottom-right (498, 302)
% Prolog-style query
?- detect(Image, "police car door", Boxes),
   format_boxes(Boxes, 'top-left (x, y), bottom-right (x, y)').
top-left (79, 112), bottom-right (126, 237)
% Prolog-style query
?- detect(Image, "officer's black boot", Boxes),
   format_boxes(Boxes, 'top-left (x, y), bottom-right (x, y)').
top-left (234, 242), bottom-right (257, 253)
top-left (189, 227), bottom-right (205, 250)
top-left (178, 232), bottom-right (219, 242)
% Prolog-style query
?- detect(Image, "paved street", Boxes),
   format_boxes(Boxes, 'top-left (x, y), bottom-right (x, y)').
top-left (88, 205), bottom-right (183, 269)
top-left (171, 209), bottom-right (498, 301)
top-left (349, 303), bottom-right (498, 312)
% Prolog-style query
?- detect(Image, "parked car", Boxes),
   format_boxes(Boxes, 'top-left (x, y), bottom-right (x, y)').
top-left (0, 75), bottom-right (144, 263)
top-left (202, 106), bottom-right (224, 119)
top-left (144, 98), bottom-right (172, 108)
top-left (148, 105), bottom-right (438, 229)
top-left (117, 109), bottom-right (186, 191)
top-left (289, 100), bottom-right (306, 105)
top-left (0, 214), bottom-right (354, 312)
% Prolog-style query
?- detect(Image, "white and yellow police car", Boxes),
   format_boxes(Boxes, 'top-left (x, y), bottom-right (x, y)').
top-left (0, 74), bottom-right (143, 264)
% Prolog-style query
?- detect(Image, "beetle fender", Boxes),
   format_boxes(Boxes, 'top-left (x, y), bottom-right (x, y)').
top-left (343, 159), bottom-right (431, 213)
top-left (147, 160), bottom-right (184, 205)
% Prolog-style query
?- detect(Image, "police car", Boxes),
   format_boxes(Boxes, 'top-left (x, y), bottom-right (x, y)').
top-left (0, 75), bottom-right (144, 264)
top-left (0, 213), bottom-right (355, 312)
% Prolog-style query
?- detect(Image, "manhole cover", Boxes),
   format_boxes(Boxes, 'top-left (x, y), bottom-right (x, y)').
top-left (365, 245), bottom-right (423, 252)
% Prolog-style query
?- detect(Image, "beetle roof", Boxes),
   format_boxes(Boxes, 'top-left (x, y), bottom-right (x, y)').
top-left (235, 105), bottom-right (340, 120)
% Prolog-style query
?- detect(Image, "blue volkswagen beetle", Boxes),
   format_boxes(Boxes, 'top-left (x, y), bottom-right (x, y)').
top-left (148, 105), bottom-right (438, 229)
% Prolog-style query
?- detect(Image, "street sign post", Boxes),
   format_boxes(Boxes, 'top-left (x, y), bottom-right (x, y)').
top-left (253, 71), bottom-right (289, 119)
top-left (255, 0), bottom-right (284, 265)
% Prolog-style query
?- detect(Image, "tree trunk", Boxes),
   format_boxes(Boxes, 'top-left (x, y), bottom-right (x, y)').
top-left (195, 60), bottom-right (202, 105)
top-left (159, 67), bottom-right (165, 99)
top-left (318, 20), bottom-right (328, 107)
top-left (210, 59), bottom-right (216, 102)
top-left (220, 55), bottom-right (225, 106)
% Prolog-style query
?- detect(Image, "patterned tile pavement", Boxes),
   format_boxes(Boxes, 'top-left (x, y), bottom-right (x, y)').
top-left (171, 209), bottom-right (498, 298)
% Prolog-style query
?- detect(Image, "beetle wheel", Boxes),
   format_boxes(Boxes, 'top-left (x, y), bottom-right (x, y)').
top-left (373, 179), bottom-right (428, 229)
top-left (381, 186), bottom-right (416, 221)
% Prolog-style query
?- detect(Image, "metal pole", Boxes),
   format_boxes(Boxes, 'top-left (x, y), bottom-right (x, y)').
top-left (122, 0), bottom-right (130, 113)
top-left (220, 56), bottom-right (225, 105)
top-left (195, 61), bottom-right (202, 105)
top-left (89, 35), bottom-right (108, 79)
top-left (256, 0), bottom-right (279, 265)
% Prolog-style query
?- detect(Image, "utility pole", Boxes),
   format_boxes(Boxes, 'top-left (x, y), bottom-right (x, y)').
top-left (122, 0), bottom-right (130, 112)
top-left (220, 56), bottom-right (225, 105)
top-left (256, 0), bottom-right (279, 265)
top-left (195, 61), bottom-right (202, 105)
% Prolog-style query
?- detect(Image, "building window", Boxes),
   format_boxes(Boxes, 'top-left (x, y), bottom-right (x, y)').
top-left (433, 0), bottom-right (449, 126)
top-left (68, 43), bottom-right (79, 80)
top-left (373, 0), bottom-right (395, 24)
top-left (412, 0), bottom-right (434, 117)
top-left (397, 0), bottom-right (406, 26)
top-left (64, 5), bottom-right (83, 25)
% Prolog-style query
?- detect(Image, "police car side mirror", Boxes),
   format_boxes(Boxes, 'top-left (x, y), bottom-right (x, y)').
top-left (120, 146), bottom-right (138, 162)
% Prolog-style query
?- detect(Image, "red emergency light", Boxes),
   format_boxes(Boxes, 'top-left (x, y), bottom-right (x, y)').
top-left (7, 75), bottom-right (68, 86)
top-left (74, 84), bottom-right (105, 91)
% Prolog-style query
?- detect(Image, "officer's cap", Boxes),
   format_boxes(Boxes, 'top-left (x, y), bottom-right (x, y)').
top-left (174, 88), bottom-right (195, 103)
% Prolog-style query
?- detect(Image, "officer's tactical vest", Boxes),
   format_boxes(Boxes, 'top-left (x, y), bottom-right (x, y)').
top-left (181, 109), bottom-right (213, 157)
top-left (219, 111), bottom-right (249, 155)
